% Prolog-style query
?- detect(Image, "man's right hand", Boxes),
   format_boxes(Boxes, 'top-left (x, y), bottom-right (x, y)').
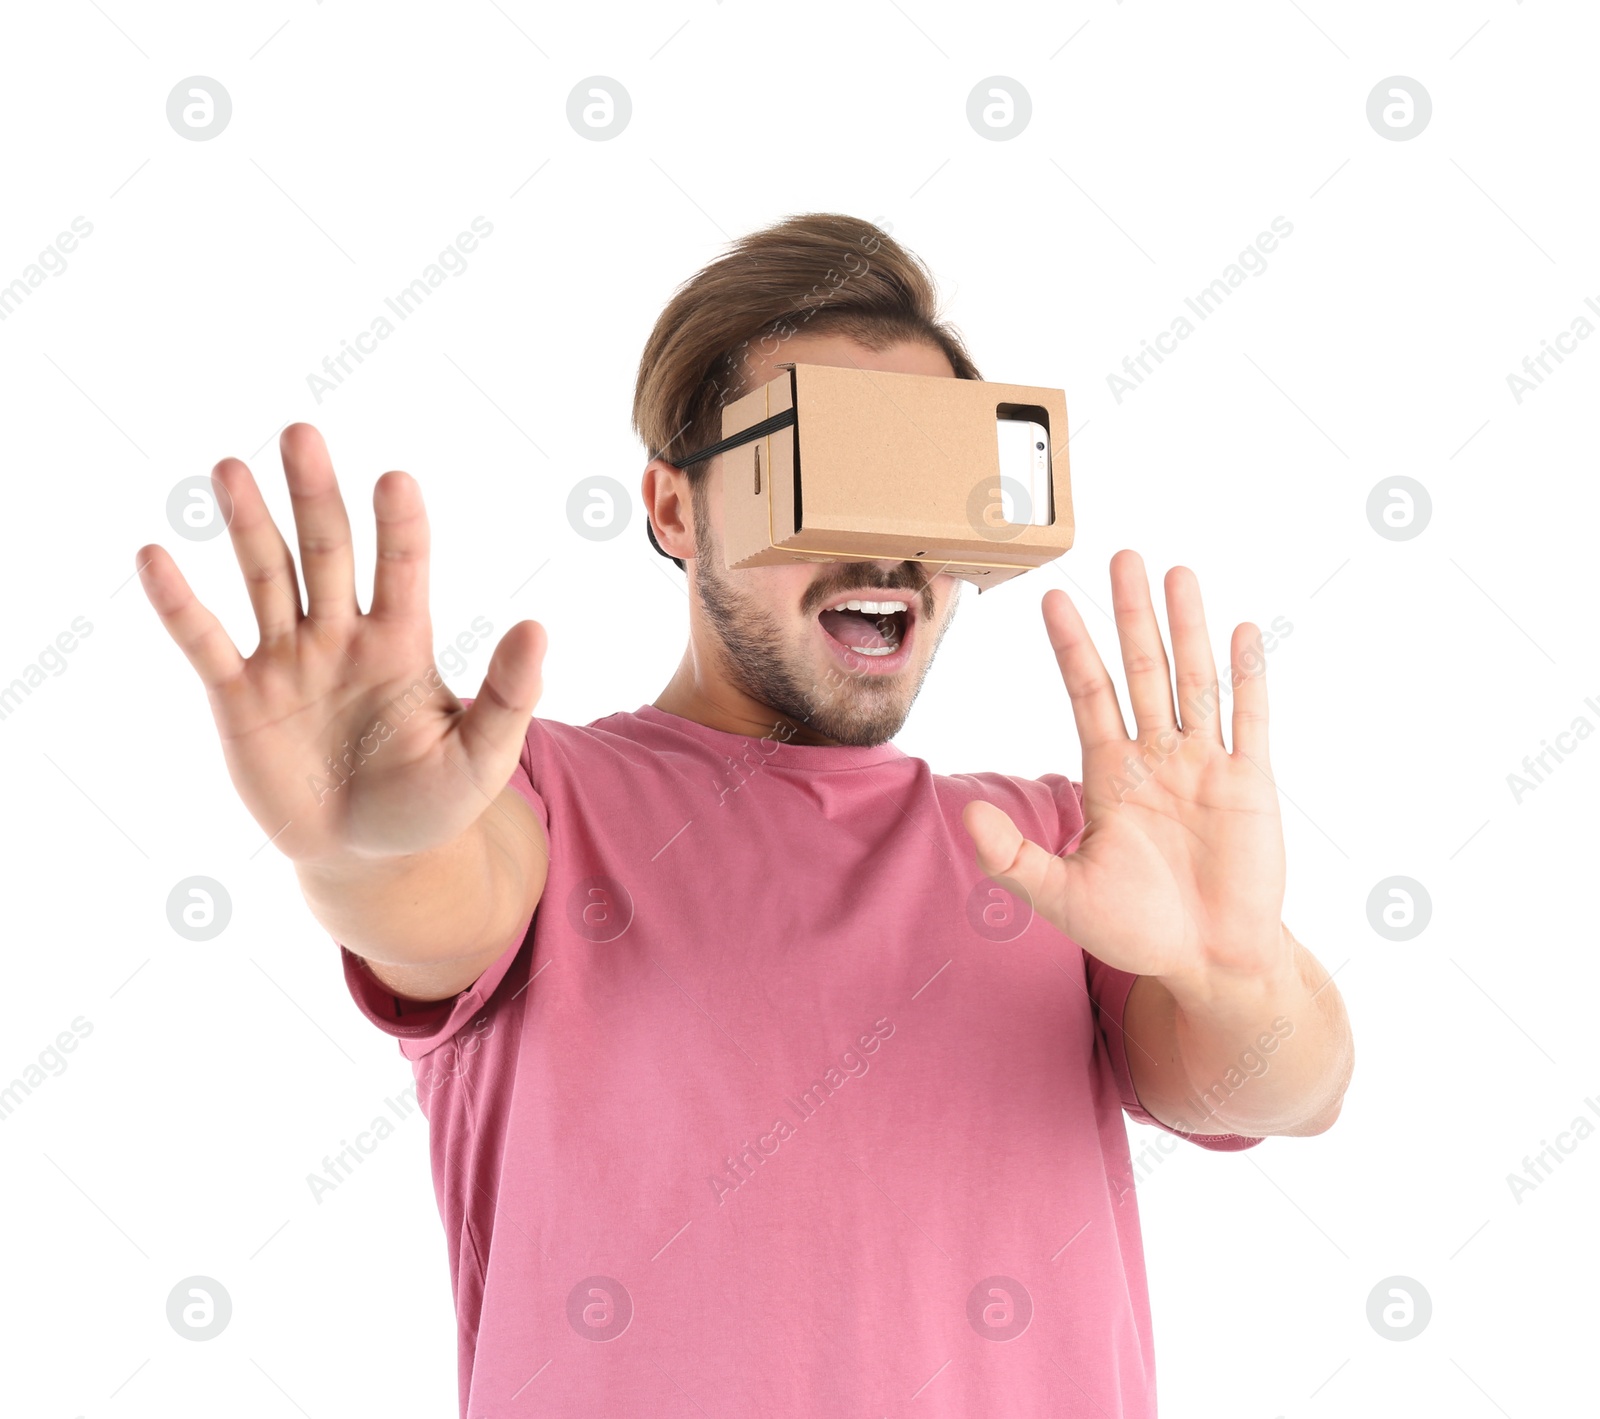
top-left (137, 423), bottom-right (549, 995)
top-left (137, 422), bottom-right (545, 865)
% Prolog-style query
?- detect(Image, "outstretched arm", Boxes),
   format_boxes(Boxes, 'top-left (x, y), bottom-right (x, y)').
top-left (962, 550), bottom-right (1353, 1139)
top-left (138, 422), bottom-right (549, 1003)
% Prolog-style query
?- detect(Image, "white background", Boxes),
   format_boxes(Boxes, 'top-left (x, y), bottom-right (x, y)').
top-left (1, 1), bottom-right (1595, 1415)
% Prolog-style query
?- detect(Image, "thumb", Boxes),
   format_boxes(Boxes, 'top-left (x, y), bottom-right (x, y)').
top-left (961, 798), bottom-right (1070, 925)
top-left (453, 620), bottom-right (547, 791)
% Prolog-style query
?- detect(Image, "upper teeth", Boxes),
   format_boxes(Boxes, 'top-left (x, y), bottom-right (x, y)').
top-left (834, 599), bottom-right (907, 614)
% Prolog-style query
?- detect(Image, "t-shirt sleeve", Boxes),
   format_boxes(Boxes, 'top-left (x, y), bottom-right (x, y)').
top-left (1047, 773), bottom-right (1265, 1153)
top-left (338, 705), bottom-right (550, 1061)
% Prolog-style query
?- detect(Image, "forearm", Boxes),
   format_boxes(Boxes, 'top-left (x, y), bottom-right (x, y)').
top-left (1124, 925), bottom-right (1353, 1138)
top-left (293, 783), bottom-right (542, 969)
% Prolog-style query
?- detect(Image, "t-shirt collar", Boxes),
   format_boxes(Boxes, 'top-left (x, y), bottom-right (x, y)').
top-left (631, 703), bottom-right (906, 771)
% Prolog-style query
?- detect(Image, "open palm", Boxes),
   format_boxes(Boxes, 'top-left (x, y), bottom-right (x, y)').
top-left (962, 551), bottom-right (1286, 983)
top-left (136, 423), bottom-right (545, 866)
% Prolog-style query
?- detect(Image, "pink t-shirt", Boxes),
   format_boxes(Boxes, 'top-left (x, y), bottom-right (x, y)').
top-left (339, 704), bottom-right (1262, 1417)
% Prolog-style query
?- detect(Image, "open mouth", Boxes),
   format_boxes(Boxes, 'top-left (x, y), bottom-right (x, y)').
top-left (815, 594), bottom-right (915, 671)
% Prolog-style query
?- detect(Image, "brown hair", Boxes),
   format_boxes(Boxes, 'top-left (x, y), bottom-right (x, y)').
top-left (631, 212), bottom-right (982, 569)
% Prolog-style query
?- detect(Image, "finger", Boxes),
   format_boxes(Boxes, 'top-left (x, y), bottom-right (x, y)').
top-left (452, 621), bottom-right (548, 793)
top-left (961, 798), bottom-right (1077, 936)
top-left (1229, 623), bottom-right (1272, 766)
top-left (213, 457), bottom-right (302, 642)
top-left (369, 470), bottom-right (429, 622)
top-left (1110, 549), bottom-right (1177, 736)
top-left (1041, 587), bottom-right (1128, 752)
top-left (135, 544), bottom-right (246, 689)
top-left (1164, 566), bottom-right (1223, 746)
top-left (279, 423), bottom-right (359, 623)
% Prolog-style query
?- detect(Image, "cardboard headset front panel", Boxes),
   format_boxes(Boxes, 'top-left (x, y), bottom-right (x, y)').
top-left (717, 363), bottom-right (1073, 590)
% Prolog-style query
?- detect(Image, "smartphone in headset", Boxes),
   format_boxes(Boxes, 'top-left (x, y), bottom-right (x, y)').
top-left (994, 415), bottom-right (1053, 526)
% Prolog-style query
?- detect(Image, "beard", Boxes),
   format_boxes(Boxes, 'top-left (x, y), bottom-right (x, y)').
top-left (691, 487), bottom-right (956, 747)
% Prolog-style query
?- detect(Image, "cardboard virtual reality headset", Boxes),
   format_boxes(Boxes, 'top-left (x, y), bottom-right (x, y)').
top-left (672, 363), bottom-right (1073, 591)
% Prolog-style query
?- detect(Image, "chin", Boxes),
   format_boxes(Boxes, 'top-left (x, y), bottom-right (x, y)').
top-left (805, 698), bottom-right (910, 747)
top-left (791, 650), bottom-right (932, 746)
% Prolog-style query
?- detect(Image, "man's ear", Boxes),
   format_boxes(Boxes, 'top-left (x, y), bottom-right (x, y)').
top-left (642, 457), bottom-right (696, 564)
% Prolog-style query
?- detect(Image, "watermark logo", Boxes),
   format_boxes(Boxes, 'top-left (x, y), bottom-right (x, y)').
top-left (166, 1276), bottom-right (232, 1339)
top-left (1365, 876), bottom-right (1430, 942)
top-left (965, 473), bottom-right (1036, 542)
top-left (567, 475), bottom-right (632, 541)
top-left (965, 875), bottom-right (1034, 942)
top-left (1366, 77), bottom-right (1431, 141)
top-left (567, 875), bottom-right (634, 942)
top-left (566, 1276), bottom-right (633, 1340)
top-left (166, 475), bottom-right (235, 541)
top-left (967, 1275), bottom-right (1033, 1341)
top-left (166, 77), bottom-right (232, 141)
top-left (567, 78), bottom-right (631, 141)
top-left (166, 876), bottom-right (232, 942)
top-left (1365, 1275), bottom-right (1431, 1339)
top-left (967, 78), bottom-right (1031, 140)
top-left (1365, 476), bottom-right (1431, 541)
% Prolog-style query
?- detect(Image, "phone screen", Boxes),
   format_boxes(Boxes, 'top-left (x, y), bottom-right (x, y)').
top-left (994, 416), bottom-right (1053, 526)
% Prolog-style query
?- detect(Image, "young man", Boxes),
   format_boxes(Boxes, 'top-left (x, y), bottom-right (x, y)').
top-left (136, 213), bottom-right (1353, 1418)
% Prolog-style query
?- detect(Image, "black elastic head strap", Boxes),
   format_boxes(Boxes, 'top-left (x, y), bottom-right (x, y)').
top-left (646, 407), bottom-right (799, 563)
top-left (666, 407), bottom-right (797, 470)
